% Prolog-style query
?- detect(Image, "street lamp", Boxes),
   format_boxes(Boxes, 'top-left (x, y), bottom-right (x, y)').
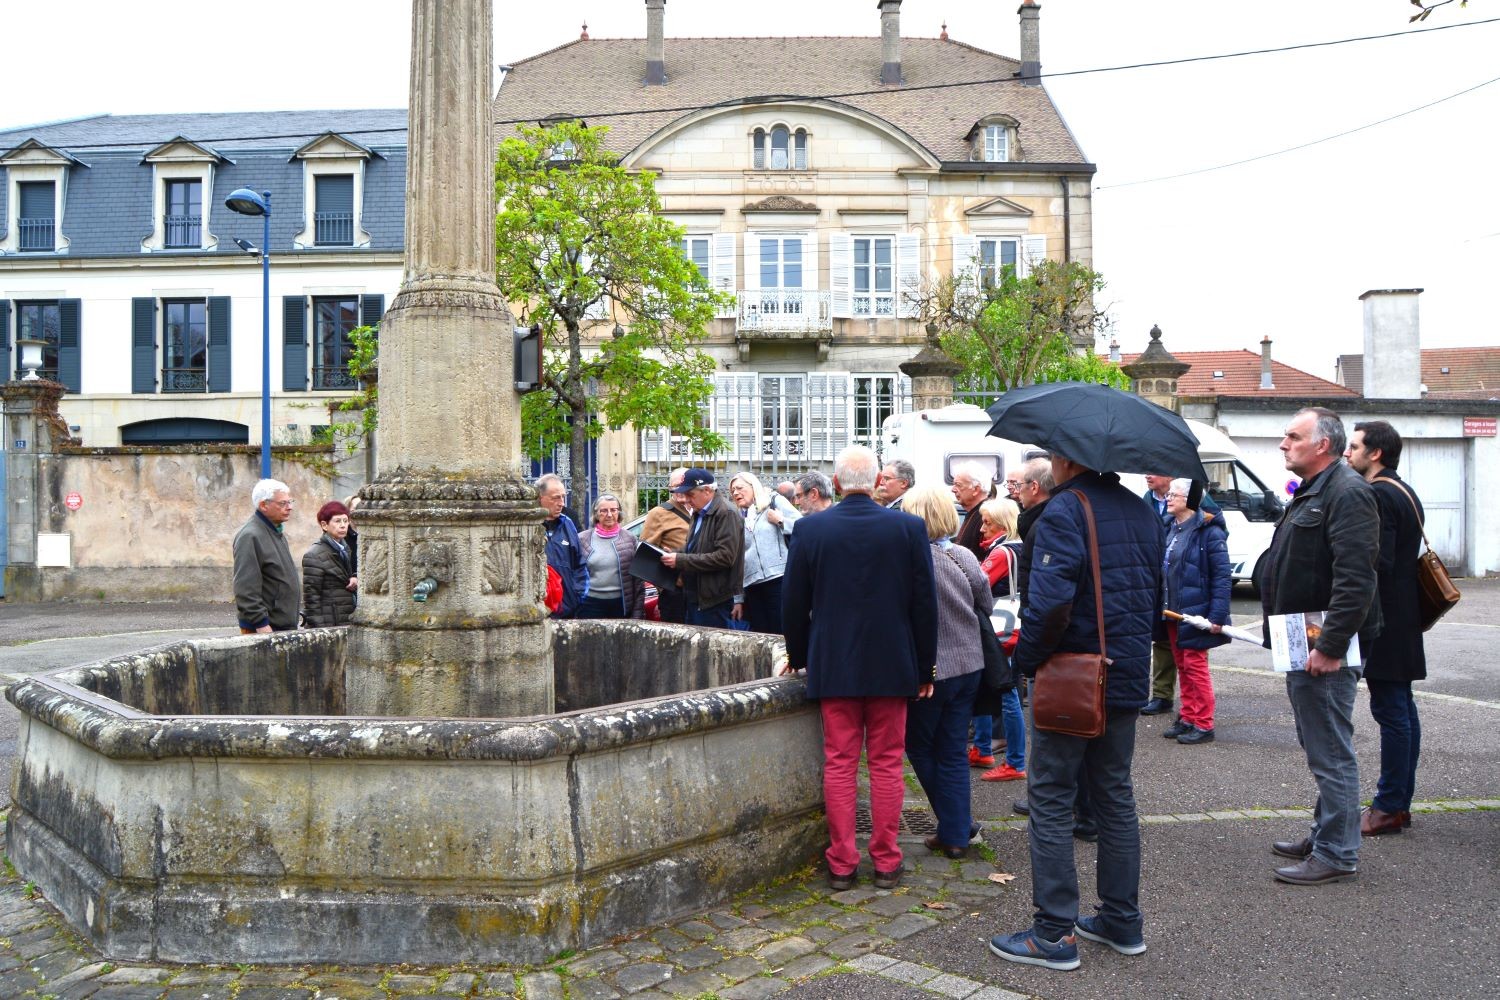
top-left (225, 187), bottom-right (273, 479)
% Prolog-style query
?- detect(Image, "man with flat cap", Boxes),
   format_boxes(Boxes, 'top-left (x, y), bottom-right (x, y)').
top-left (660, 468), bottom-right (746, 628)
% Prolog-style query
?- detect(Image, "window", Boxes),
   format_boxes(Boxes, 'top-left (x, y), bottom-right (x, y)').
top-left (164, 180), bottom-right (202, 249)
top-left (978, 237), bottom-right (1018, 289)
top-left (758, 236), bottom-right (803, 290)
top-left (314, 175), bottom-right (355, 246)
top-left (313, 296), bottom-right (360, 389)
top-left (16, 302), bottom-right (60, 379)
top-left (853, 374), bottom-right (907, 450)
top-left (753, 126), bottom-right (808, 170)
top-left (162, 300), bottom-right (207, 392)
top-left (681, 236), bottom-right (710, 282)
top-left (852, 236), bottom-right (894, 316)
top-left (983, 125), bottom-right (1009, 163)
top-left (760, 375), bottom-right (806, 458)
top-left (17, 181), bottom-right (55, 252)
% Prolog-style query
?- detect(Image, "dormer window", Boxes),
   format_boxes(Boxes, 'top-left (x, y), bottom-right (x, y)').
top-left (968, 116), bottom-right (1018, 164)
top-left (1, 138), bottom-right (80, 255)
top-left (314, 175), bottom-right (355, 246)
top-left (291, 132), bottom-right (377, 250)
top-left (753, 126), bottom-right (808, 170)
top-left (164, 180), bottom-right (202, 248)
top-left (141, 137), bottom-right (223, 253)
top-left (17, 182), bottom-right (55, 251)
top-left (983, 125), bottom-right (1008, 163)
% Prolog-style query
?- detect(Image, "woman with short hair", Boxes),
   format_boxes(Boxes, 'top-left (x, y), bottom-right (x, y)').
top-left (301, 501), bottom-right (358, 627)
top-left (577, 494), bottom-right (645, 619)
top-left (727, 471), bottom-right (800, 634)
top-left (1158, 479), bottom-right (1231, 745)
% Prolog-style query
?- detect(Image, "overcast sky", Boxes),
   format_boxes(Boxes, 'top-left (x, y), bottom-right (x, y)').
top-left (9, 1), bottom-right (1497, 379)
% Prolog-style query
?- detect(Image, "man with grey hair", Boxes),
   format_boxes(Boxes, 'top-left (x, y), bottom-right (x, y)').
top-left (793, 471), bottom-right (835, 515)
top-left (782, 445), bottom-right (937, 891)
top-left (952, 460), bottom-right (998, 558)
top-left (642, 468), bottom-right (693, 623)
top-left (879, 459), bottom-right (916, 509)
top-left (1260, 406), bottom-right (1380, 885)
top-left (537, 473), bottom-right (588, 619)
top-left (233, 478), bottom-right (301, 633)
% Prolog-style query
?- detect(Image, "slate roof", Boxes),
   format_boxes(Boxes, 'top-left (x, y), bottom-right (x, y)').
top-left (493, 36), bottom-right (1090, 165)
top-left (0, 110), bottom-right (407, 256)
top-left (1116, 349), bottom-right (1359, 398)
top-left (1337, 347), bottom-right (1500, 400)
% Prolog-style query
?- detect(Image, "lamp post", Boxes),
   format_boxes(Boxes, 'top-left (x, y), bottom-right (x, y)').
top-left (225, 187), bottom-right (273, 479)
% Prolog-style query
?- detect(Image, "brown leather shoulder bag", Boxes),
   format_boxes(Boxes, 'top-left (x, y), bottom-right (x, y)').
top-left (1030, 489), bottom-right (1110, 738)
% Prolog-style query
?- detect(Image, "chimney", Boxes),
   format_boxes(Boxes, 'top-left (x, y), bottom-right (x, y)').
top-left (644, 0), bottom-right (666, 85)
top-left (879, 1), bottom-right (903, 84)
top-left (1108, 339), bottom-right (1120, 364)
top-left (1259, 336), bottom-right (1276, 390)
top-left (1018, 1), bottom-right (1041, 86)
top-left (1359, 288), bottom-right (1423, 399)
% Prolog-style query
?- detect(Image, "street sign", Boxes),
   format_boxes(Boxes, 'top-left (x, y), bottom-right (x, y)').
top-left (1284, 478), bottom-right (1300, 496)
top-left (64, 492), bottom-right (83, 511)
top-left (1463, 417), bottom-right (1497, 438)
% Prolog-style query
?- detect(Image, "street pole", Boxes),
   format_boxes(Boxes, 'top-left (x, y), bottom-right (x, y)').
top-left (260, 192), bottom-right (271, 479)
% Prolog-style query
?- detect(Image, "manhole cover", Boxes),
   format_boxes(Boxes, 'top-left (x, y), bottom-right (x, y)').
top-left (854, 805), bottom-right (937, 835)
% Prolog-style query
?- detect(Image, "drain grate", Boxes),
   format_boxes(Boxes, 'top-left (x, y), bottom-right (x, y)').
top-left (854, 805), bottom-right (937, 836)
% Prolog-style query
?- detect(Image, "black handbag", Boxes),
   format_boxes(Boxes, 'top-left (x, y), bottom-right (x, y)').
top-left (944, 548), bottom-right (1013, 699)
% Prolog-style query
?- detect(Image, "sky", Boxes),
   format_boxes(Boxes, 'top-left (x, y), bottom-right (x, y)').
top-left (8, 0), bottom-right (1498, 380)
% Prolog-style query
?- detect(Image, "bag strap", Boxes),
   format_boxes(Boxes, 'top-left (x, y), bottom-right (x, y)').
top-left (944, 546), bottom-right (993, 624)
top-left (1068, 488), bottom-right (1108, 662)
top-left (1003, 544), bottom-right (1020, 598)
top-left (1371, 476), bottom-right (1435, 552)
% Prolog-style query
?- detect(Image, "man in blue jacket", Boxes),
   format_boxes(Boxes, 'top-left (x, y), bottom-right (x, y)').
top-left (537, 473), bottom-right (588, 619)
top-left (781, 445), bottom-right (938, 892)
top-left (990, 453), bottom-right (1162, 972)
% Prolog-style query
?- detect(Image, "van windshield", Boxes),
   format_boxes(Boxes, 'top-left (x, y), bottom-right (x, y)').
top-left (1205, 460), bottom-right (1282, 523)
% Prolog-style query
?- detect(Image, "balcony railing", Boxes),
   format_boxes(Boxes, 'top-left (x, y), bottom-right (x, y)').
top-left (314, 212), bottom-right (354, 246)
top-left (18, 218), bottom-right (54, 251)
top-left (737, 289), bottom-right (833, 334)
top-left (162, 368), bottom-right (207, 393)
top-left (314, 366), bottom-right (358, 391)
top-left (164, 214), bottom-right (201, 248)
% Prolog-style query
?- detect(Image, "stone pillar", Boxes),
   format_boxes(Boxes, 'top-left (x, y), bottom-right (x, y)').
top-left (1018, 1), bottom-right (1041, 86)
top-left (644, 0), bottom-right (667, 85)
top-left (346, 0), bottom-right (553, 718)
top-left (1, 380), bottom-right (70, 601)
top-left (1120, 324), bottom-right (1189, 412)
top-left (879, 1), bottom-right (903, 85)
top-left (1360, 288), bottom-right (1423, 400)
top-left (899, 324), bottom-right (962, 411)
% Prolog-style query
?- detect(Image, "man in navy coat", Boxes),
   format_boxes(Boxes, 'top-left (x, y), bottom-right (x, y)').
top-left (781, 445), bottom-right (938, 891)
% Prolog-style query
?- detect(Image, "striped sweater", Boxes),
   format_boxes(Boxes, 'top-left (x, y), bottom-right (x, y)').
top-left (930, 541), bottom-right (990, 681)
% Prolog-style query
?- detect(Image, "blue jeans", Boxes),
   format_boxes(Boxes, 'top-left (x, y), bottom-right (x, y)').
top-left (1286, 668), bottom-right (1361, 871)
top-left (1366, 679), bottom-right (1421, 814)
top-left (1027, 707), bottom-right (1141, 944)
top-left (743, 577), bottom-right (784, 635)
top-left (972, 715), bottom-right (994, 757)
top-left (906, 671), bottom-right (981, 849)
top-left (686, 600), bottom-right (734, 629)
top-left (998, 687), bottom-right (1026, 770)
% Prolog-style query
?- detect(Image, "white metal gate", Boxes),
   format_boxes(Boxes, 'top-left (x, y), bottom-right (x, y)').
top-left (1400, 439), bottom-right (1465, 571)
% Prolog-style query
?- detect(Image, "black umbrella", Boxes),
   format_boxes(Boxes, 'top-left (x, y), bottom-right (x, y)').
top-left (985, 381), bottom-right (1208, 481)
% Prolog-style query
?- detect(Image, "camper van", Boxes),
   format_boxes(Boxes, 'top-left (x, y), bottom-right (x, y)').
top-left (880, 405), bottom-right (1282, 589)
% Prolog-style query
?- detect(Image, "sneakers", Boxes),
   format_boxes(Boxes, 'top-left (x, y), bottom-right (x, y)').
top-left (872, 865), bottom-right (905, 890)
top-left (1176, 726), bottom-right (1215, 745)
top-left (968, 746), bottom-right (996, 768)
top-left (989, 929), bottom-right (1080, 971)
top-left (1161, 718), bottom-right (1192, 739)
top-left (981, 763), bottom-right (1027, 782)
top-left (1140, 697), bottom-right (1173, 716)
top-left (1074, 915), bottom-right (1147, 956)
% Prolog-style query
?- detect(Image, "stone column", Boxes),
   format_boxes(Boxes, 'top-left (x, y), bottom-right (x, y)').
top-left (1120, 324), bottom-right (1190, 412)
top-left (346, 0), bottom-right (553, 718)
top-left (1, 380), bottom-right (70, 601)
top-left (899, 324), bottom-right (962, 411)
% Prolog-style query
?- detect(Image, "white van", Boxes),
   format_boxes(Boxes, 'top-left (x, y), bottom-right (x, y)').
top-left (882, 405), bottom-right (1282, 590)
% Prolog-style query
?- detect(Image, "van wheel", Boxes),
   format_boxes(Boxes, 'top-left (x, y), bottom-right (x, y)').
top-left (1247, 552), bottom-right (1268, 598)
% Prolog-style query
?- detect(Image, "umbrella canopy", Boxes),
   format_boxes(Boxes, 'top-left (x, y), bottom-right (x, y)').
top-left (985, 381), bottom-right (1209, 481)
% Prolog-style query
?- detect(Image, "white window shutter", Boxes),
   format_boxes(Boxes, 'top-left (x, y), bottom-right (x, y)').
top-left (712, 233), bottom-right (737, 318)
top-left (743, 233), bottom-right (761, 292)
top-left (806, 372), bottom-right (852, 461)
top-left (712, 372), bottom-right (757, 461)
top-left (896, 232), bottom-right (921, 318)
top-left (829, 233), bottom-right (852, 318)
top-left (952, 234), bottom-right (978, 288)
top-left (800, 232), bottom-right (819, 291)
top-left (1020, 234), bottom-right (1048, 278)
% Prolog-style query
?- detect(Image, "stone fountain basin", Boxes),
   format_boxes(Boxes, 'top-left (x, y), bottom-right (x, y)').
top-left (4, 623), bottom-right (825, 965)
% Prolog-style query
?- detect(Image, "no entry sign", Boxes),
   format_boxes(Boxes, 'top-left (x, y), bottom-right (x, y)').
top-left (64, 491), bottom-right (83, 511)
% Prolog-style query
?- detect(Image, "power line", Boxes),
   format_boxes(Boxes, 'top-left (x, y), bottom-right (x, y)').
top-left (8, 17), bottom-right (1497, 151)
top-left (1098, 72), bottom-right (1500, 190)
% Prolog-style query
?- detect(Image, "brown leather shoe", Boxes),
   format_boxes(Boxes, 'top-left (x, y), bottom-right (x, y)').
top-left (1274, 856), bottom-right (1357, 886)
top-left (827, 868), bottom-right (856, 891)
top-left (1401, 810), bottom-right (1413, 828)
top-left (1361, 807), bottom-right (1404, 837)
top-left (1271, 836), bottom-right (1312, 860)
top-left (924, 834), bottom-right (967, 860)
top-left (872, 864), bottom-right (905, 890)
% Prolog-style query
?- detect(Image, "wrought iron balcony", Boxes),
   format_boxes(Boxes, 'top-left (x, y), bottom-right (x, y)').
top-left (18, 218), bottom-right (54, 251)
top-left (314, 212), bottom-right (354, 246)
top-left (314, 366), bottom-right (359, 391)
top-left (736, 290), bottom-right (833, 334)
top-left (164, 214), bottom-right (201, 248)
top-left (162, 368), bottom-right (207, 392)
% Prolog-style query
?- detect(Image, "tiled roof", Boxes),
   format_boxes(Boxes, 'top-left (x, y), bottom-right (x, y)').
top-left (0, 109), bottom-right (407, 154)
top-left (1337, 347), bottom-right (1500, 400)
top-left (1116, 349), bottom-right (1359, 398)
top-left (493, 36), bottom-right (1089, 164)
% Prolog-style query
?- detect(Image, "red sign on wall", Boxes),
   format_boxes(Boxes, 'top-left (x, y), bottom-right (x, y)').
top-left (64, 492), bottom-right (83, 511)
top-left (1463, 417), bottom-right (1497, 437)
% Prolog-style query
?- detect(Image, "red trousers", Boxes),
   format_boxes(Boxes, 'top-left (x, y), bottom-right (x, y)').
top-left (1167, 622), bottom-right (1216, 730)
top-left (819, 696), bottom-right (908, 875)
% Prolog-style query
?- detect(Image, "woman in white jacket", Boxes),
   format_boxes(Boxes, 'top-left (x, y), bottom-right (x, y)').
top-left (727, 471), bottom-right (801, 634)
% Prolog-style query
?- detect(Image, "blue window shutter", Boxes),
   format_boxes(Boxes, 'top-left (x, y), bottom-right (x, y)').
top-left (207, 296), bottom-right (232, 392)
top-left (57, 299), bottom-right (81, 393)
top-left (282, 296), bottom-right (307, 391)
top-left (18, 182), bottom-right (53, 219)
top-left (359, 293), bottom-right (384, 329)
top-left (0, 300), bottom-right (11, 381)
top-left (132, 298), bottom-right (157, 393)
top-left (316, 175), bottom-right (354, 214)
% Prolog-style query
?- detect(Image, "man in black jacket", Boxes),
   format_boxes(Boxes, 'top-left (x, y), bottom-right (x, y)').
top-left (1260, 407), bottom-right (1380, 886)
top-left (660, 469), bottom-right (745, 628)
top-left (1345, 420), bottom-right (1426, 838)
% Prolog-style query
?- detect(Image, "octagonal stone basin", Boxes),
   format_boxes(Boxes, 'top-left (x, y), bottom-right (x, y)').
top-left (4, 623), bottom-right (825, 965)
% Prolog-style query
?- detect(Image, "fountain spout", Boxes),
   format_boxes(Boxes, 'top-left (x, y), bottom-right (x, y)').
top-left (413, 577), bottom-right (439, 602)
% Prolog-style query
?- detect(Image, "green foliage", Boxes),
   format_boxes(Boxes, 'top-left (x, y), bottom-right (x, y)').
top-left (496, 121), bottom-right (730, 497)
top-left (336, 323), bottom-right (379, 447)
top-left (1409, 0), bottom-right (1468, 23)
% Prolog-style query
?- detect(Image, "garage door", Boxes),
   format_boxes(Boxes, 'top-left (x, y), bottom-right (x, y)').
top-left (1400, 439), bottom-right (1464, 571)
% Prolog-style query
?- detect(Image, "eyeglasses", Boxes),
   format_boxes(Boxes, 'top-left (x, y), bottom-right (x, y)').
top-left (1166, 492), bottom-right (1186, 499)
top-left (268, 499), bottom-right (294, 508)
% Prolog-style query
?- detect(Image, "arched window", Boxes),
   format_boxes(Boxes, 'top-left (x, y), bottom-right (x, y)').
top-left (753, 128), bottom-right (767, 169)
top-left (753, 125), bottom-right (810, 170)
top-left (794, 128), bottom-right (808, 169)
top-left (771, 126), bottom-right (790, 169)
